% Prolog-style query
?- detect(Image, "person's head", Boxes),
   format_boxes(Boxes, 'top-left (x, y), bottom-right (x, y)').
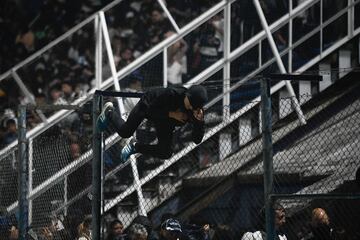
top-left (35, 92), bottom-right (46, 105)
top-left (151, 9), bottom-right (163, 23)
top-left (126, 71), bottom-right (143, 91)
top-left (0, 214), bottom-right (17, 240)
top-left (258, 202), bottom-right (286, 230)
top-left (109, 219), bottom-right (124, 237)
top-left (69, 142), bottom-right (81, 160)
top-left (121, 48), bottom-right (133, 61)
top-left (274, 203), bottom-right (286, 229)
top-left (184, 85), bottom-right (208, 111)
top-left (8, 225), bottom-right (18, 240)
top-left (78, 215), bottom-right (92, 237)
top-left (128, 223), bottom-right (148, 240)
top-left (160, 218), bottom-right (182, 240)
top-left (61, 81), bottom-right (73, 97)
top-left (49, 84), bottom-right (62, 101)
top-left (311, 208), bottom-right (330, 227)
top-left (165, 31), bottom-right (182, 50)
top-left (132, 215), bottom-right (152, 236)
top-left (6, 119), bottom-right (17, 133)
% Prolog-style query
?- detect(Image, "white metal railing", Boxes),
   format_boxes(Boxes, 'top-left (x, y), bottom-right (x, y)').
top-left (2, 0), bottom-right (359, 220)
top-left (0, 0), bottom-right (230, 159)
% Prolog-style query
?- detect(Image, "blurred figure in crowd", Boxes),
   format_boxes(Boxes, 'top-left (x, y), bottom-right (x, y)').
top-left (165, 31), bottom-right (188, 86)
top-left (77, 215), bottom-right (92, 240)
top-left (106, 219), bottom-right (125, 240)
top-left (2, 119), bottom-right (17, 146)
top-left (308, 208), bottom-right (345, 240)
top-left (128, 223), bottom-right (148, 240)
top-left (159, 218), bottom-right (183, 240)
top-left (241, 203), bottom-right (287, 240)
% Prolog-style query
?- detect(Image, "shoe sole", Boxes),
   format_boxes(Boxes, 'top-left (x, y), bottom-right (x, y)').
top-left (121, 137), bottom-right (135, 162)
top-left (96, 102), bottom-right (114, 129)
top-left (99, 102), bottom-right (114, 120)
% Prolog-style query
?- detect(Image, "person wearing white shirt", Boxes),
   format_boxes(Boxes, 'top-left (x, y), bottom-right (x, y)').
top-left (241, 203), bottom-right (288, 240)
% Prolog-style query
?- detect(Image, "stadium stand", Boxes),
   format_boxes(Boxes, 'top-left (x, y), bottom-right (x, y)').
top-left (1, 0), bottom-right (360, 239)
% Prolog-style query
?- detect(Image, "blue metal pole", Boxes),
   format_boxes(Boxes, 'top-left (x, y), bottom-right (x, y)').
top-left (92, 94), bottom-right (103, 240)
top-left (18, 105), bottom-right (28, 240)
top-left (260, 78), bottom-right (275, 240)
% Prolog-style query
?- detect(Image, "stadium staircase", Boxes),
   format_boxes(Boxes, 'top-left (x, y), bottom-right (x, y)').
top-left (0, 0), bottom-right (360, 230)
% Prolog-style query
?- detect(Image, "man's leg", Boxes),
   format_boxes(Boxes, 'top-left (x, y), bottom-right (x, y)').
top-left (135, 122), bottom-right (174, 159)
top-left (97, 101), bottom-right (146, 162)
top-left (98, 101), bottom-right (145, 138)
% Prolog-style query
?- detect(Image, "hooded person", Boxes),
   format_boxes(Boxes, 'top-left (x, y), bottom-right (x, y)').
top-left (97, 85), bottom-right (208, 162)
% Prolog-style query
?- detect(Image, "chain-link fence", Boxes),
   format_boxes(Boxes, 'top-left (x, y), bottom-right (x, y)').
top-left (2, 73), bottom-right (359, 239)
top-left (92, 74), bottom-right (360, 240)
top-left (0, 103), bottom-right (97, 239)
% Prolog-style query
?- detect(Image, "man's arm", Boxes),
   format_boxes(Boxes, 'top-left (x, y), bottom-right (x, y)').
top-left (192, 108), bottom-right (205, 144)
top-left (192, 119), bottom-right (205, 144)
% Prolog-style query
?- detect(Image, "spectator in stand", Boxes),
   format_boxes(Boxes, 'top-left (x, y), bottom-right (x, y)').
top-left (48, 82), bottom-right (66, 105)
top-left (132, 215), bottom-right (158, 240)
top-left (194, 20), bottom-right (221, 72)
top-left (159, 218), bottom-right (183, 240)
top-left (165, 31), bottom-right (188, 86)
top-left (118, 47), bottom-right (135, 69)
top-left (77, 215), bottom-right (92, 240)
top-left (69, 141), bottom-right (82, 160)
top-left (128, 223), bottom-right (148, 240)
top-left (147, 8), bottom-right (172, 47)
top-left (210, 15), bottom-right (224, 56)
top-left (0, 210), bottom-right (19, 240)
top-left (183, 218), bottom-right (213, 240)
top-left (39, 214), bottom-right (71, 240)
top-left (2, 119), bottom-right (17, 147)
top-left (241, 203), bottom-right (287, 240)
top-left (106, 219), bottom-right (125, 240)
top-left (112, 35), bottom-right (124, 68)
top-left (15, 27), bottom-right (36, 53)
top-left (61, 80), bottom-right (77, 103)
top-left (307, 207), bottom-right (346, 240)
top-left (9, 225), bottom-right (19, 240)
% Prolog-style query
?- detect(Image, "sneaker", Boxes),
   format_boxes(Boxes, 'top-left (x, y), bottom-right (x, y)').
top-left (120, 138), bottom-right (136, 162)
top-left (97, 102), bottom-right (114, 131)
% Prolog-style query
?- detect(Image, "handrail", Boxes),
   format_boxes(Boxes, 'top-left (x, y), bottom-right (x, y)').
top-left (1, 0), bottom-right (322, 157)
top-left (0, 0), bottom-right (128, 81)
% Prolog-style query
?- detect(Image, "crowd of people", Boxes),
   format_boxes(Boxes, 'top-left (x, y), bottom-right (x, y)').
top-left (0, 203), bottom-right (353, 240)
top-left (0, 1), bottom-right (354, 239)
top-left (0, 0), bottom-right (326, 148)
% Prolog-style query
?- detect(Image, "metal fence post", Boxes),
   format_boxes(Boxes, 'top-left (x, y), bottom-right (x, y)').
top-left (92, 93), bottom-right (103, 240)
top-left (18, 105), bottom-right (28, 240)
top-left (260, 78), bottom-right (275, 240)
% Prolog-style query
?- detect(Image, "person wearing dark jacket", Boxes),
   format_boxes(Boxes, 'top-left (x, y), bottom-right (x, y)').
top-left (97, 85), bottom-right (208, 162)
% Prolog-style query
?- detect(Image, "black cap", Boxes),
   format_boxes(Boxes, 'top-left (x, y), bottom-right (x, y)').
top-left (186, 85), bottom-right (208, 109)
top-left (161, 218), bottom-right (182, 233)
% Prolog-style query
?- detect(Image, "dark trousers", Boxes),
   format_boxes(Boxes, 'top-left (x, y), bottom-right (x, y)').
top-left (109, 102), bottom-right (174, 159)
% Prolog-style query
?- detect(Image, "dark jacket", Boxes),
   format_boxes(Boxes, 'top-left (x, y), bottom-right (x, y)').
top-left (141, 86), bottom-right (205, 144)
